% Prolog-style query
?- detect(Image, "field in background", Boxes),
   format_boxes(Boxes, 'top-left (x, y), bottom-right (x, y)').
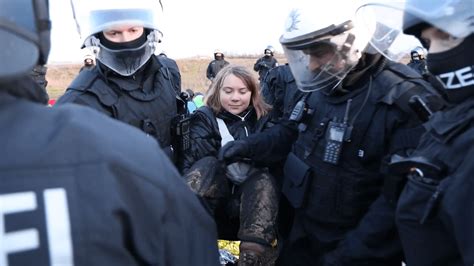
top-left (46, 55), bottom-right (287, 100)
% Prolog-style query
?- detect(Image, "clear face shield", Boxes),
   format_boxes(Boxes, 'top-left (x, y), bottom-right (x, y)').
top-left (70, 0), bottom-right (163, 76)
top-left (355, 2), bottom-right (426, 62)
top-left (281, 22), bottom-right (368, 93)
top-left (85, 30), bottom-right (161, 76)
top-left (355, 0), bottom-right (473, 60)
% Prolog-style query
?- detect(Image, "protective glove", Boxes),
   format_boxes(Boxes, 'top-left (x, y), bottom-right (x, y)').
top-left (218, 140), bottom-right (252, 164)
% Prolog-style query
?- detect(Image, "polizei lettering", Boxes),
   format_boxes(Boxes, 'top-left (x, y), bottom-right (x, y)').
top-left (438, 66), bottom-right (474, 89)
top-left (0, 188), bottom-right (74, 266)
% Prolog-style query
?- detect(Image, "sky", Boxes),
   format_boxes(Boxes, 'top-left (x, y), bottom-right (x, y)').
top-left (48, 0), bottom-right (295, 63)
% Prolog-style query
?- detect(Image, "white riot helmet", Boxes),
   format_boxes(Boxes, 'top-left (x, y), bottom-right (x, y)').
top-left (355, 0), bottom-right (473, 59)
top-left (410, 46), bottom-right (425, 61)
top-left (357, 0), bottom-right (473, 40)
top-left (71, 0), bottom-right (164, 76)
top-left (280, 1), bottom-right (377, 93)
top-left (264, 45), bottom-right (275, 56)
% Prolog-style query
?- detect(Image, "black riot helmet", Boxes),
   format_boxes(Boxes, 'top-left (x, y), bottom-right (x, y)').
top-left (0, 0), bottom-right (51, 80)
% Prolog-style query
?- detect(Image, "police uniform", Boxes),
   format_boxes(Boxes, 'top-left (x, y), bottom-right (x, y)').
top-left (1, 0), bottom-right (220, 264)
top-left (254, 55), bottom-right (278, 82)
top-left (228, 56), bottom-right (444, 265)
top-left (261, 64), bottom-right (303, 122)
top-left (206, 58), bottom-right (230, 80)
top-left (407, 60), bottom-right (428, 77)
top-left (56, 55), bottom-right (181, 155)
top-left (394, 98), bottom-right (474, 265)
top-left (0, 89), bottom-right (220, 266)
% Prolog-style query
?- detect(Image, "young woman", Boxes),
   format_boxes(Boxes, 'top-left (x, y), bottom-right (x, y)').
top-left (180, 65), bottom-right (279, 265)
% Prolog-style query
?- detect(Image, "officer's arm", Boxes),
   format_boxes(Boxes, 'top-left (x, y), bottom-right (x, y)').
top-left (222, 119), bottom-right (298, 165)
top-left (253, 58), bottom-right (262, 71)
top-left (206, 63), bottom-right (213, 80)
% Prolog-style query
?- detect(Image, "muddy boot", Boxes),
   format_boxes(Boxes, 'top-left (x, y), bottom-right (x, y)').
top-left (238, 242), bottom-right (278, 266)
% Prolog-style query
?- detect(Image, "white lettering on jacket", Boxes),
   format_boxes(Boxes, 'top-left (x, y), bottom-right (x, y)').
top-left (438, 66), bottom-right (474, 89)
top-left (0, 189), bottom-right (73, 266)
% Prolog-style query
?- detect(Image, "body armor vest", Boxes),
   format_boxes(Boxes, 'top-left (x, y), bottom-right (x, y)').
top-left (66, 57), bottom-right (179, 148)
top-left (291, 62), bottom-right (439, 227)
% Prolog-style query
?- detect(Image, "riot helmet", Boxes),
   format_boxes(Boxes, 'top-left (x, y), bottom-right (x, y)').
top-left (264, 45), bottom-right (275, 56)
top-left (357, 0), bottom-right (474, 103)
top-left (280, 1), bottom-right (376, 93)
top-left (214, 49), bottom-right (224, 60)
top-left (0, 0), bottom-right (51, 80)
top-left (83, 53), bottom-right (95, 66)
top-left (71, 0), bottom-right (164, 76)
top-left (410, 46), bottom-right (425, 61)
top-left (356, 0), bottom-right (472, 54)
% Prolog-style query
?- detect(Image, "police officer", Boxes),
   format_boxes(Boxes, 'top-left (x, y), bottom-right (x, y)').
top-left (0, 1), bottom-right (220, 265)
top-left (206, 49), bottom-right (230, 81)
top-left (261, 63), bottom-right (302, 122)
top-left (254, 45), bottom-right (279, 82)
top-left (407, 46), bottom-right (428, 76)
top-left (56, 0), bottom-right (182, 160)
top-left (359, 0), bottom-right (474, 265)
top-left (79, 53), bottom-right (95, 72)
top-left (219, 1), bottom-right (445, 265)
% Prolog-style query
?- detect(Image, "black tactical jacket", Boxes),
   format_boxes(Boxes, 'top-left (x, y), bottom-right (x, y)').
top-left (261, 64), bottom-right (303, 121)
top-left (0, 86), bottom-right (219, 266)
top-left (253, 56), bottom-right (278, 81)
top-left (239, 58), bottom-right (445, 264)
top-left (206, 59), bottom-right (230, 80)
top-left (56, 55), bottom-right (181, 151)
top-left (396, 97), bottom-right (474, 265)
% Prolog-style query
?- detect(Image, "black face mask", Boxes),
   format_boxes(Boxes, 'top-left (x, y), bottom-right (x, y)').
top-left (426, 34), bottom-right (474, 103)
top-left (98, 30), bottom-right (148, 50)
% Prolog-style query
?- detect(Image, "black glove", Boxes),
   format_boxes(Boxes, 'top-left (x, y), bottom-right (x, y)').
top-left (218, 140), bottom-right (252, 164)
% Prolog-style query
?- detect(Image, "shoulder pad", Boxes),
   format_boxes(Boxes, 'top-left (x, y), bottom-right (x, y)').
top-left (384, 61), bottom-right (423, 80)
top-left (69, 69), bottom-right (100, 91)
top-left (155, 56), bottom-right (181, 95)
top-left (376, 63), bottom-right (444, 113)
top-left (68, 69), bottom-right (117, 106)
top-left (156, 55), bottom-right (180, 72)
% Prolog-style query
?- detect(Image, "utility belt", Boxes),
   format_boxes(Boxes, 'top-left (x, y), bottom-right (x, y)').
top-left (384, 154), bottom-right (444, 204)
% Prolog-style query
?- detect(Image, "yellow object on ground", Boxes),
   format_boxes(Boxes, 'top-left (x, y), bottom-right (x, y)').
top-left (218, 240), bottom-right (240, 256)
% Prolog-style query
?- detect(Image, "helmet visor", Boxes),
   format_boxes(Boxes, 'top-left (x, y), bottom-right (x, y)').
top-left (281, 29), bottom-right (361, 93)
top-left (356, 2), bottom-right (422, 62)
top-left (356, 0), bottom-right (473, 60)
top-left (92, 34), bottom-right (155, 76)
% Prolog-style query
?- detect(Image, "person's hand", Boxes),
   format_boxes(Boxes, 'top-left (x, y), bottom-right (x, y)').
top-left (218, 140), bottom-right (252, 164)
